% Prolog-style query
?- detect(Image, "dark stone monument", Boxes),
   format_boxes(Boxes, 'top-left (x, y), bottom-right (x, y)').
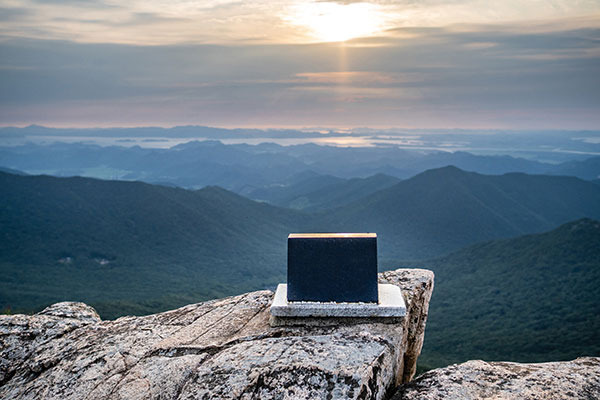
top-left (287, 233), bottom-right (378, 303)
top-left (270, 232), bottom-right (406, 320)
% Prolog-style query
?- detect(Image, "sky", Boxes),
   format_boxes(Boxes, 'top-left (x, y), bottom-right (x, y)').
top-left (0, 0), bottom-right (599, 129)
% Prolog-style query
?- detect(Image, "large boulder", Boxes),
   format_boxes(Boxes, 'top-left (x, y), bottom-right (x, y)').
top-left (393, 357), bottom-right (600, 400)
top-left (0, 268), bottom-right (434, 400)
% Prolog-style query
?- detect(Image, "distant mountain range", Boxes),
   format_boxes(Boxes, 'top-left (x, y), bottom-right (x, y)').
top-left (0, 166), bottom-right (27, 175)
top-left (1, 141), bottom-right (599, 196)
top-left (2, 125), bottom-right (599, 162)
top-left (550, 155), bottom-right (600, 180)
top-left (247, 172), bottom-right (400, 211)
top-left (404, 218), bottom-right (600, 369)
top-left (1, 167), bottom-right (599, 319)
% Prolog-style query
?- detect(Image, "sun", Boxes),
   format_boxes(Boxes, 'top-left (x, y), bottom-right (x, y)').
top-left (289, 2), bottom-right (386, 43)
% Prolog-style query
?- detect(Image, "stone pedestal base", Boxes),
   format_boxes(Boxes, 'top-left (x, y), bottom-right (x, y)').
top-left (270, 283), bottom-right (406, 320)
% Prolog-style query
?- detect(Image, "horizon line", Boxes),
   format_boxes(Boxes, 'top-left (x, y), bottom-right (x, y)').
top-left (2, 124), bottom-right (599, 133)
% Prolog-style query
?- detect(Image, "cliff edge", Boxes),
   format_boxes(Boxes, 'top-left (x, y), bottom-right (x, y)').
top-left (0, 268), bottom-right (434, 399)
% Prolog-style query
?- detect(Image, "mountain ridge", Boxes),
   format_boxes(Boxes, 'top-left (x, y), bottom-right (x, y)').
top-left (2, 167), bottom-right (600, 319)
top-left (326, 165), bottom-right (600, 259)
top-left (0, 171), bottom-right (304, 317)
top-left (2, 141), bottom-right (599, 193)
top-left (409, 217), bottom-right (600, 368)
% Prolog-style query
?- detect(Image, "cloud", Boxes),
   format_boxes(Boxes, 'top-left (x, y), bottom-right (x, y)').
top-left (0, 0), bottom-right (598, 45)
top-left (295, 71), bottom-right (404, 85)
top-left (0, 17), bottom-right (599, 128)
top-left (0, 6), bottom-right (33, 21)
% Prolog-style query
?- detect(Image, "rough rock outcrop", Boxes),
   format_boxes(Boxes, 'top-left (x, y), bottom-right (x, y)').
top-left (393, 357), bottom-right (600, 400)
top-left (0, 268), bottom-right (434, 400)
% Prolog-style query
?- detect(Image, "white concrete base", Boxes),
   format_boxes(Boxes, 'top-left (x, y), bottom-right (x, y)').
top-left (270, 283), bottom-right (406, 318)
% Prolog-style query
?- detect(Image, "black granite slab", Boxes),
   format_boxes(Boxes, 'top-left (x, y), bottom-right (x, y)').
top-left (287, 233), bottom-right (378, 303)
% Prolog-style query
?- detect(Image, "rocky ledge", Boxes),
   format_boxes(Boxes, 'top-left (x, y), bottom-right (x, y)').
top-left (393, 357), bottom-right (600, 400)
top-left (0, 268), bottom-right (434, 400)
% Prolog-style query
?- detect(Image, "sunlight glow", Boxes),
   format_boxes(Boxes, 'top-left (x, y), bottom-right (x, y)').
top-left (289, 2), bottom-right (387, 42)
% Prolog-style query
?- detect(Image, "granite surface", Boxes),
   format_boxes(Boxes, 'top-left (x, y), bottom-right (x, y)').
top-left (393, 357), bottom-right (600, 400)
top-left (0, 268), bottom-right (434, 400)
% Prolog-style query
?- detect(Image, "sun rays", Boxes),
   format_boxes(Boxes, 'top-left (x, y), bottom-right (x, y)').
top-left (286, 1), bottom-right (389, 43)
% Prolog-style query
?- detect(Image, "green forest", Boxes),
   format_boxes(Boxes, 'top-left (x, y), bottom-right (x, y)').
top-left (401, 219), bottom-right (600, 369)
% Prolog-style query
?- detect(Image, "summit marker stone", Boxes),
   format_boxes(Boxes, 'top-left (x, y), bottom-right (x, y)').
top-left (287, 233), bottom-right (378, 302)
top-left (270, 233), bottom-right (406, 319)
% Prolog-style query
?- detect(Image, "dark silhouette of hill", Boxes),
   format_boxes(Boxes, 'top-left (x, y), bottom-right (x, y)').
top-left (0, 171), bottom-right (304, 318)
top-left (549, 155), bottom-right (600, 180)
top-left (408, 218), bottom-right (600, 369)
top-left (0, 166), bottom-right (27, 175)
top-left (325, 166), bottom-right (600, 259)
